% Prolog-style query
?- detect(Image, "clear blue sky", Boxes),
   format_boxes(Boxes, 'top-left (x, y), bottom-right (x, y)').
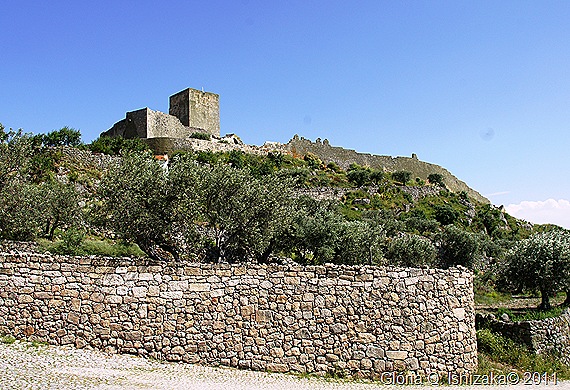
top-left (2, 1), bottom-right (569, 227)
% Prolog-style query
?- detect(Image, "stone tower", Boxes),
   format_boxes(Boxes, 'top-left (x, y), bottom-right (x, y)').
top-left (169, 88), bottom-right (220, 137)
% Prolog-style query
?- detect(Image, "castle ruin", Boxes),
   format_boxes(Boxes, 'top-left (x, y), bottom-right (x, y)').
top-left (102, 88), bottom-right (220, 139)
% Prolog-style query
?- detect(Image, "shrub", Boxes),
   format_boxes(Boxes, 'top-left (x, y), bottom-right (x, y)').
top-left (303, 153), bottom-right (322, 169)
top-left (403, 217), bottom-right (440, 234)
top-left (86, 136), bottom-right (150, 155)
top-left (436, 225), bottom-right (481, 269)
top-left (477, 328), bottom-right (570, 377)
top-left (42, 126), bottom-right (82, 147)
top-left (427, 173), bottom-right (445, 187)
top-left (189, 132), bottom-right (211, 140)
top-left (227, 150), bottom-right (246, 168)
top-left (326, 161), bottom-right (342, 173)
top-left (347, 169), bottom-right (370, 186)
top-left (386, 234), bottom-right (436, 267)
top-left (391, 170), bottom-right (411, 184)
top-left (268, 152), bottom-right (285, 168)
top-left (369, 169), bottom-right (384, 184)
top-left (50, 227), bottom-right (85, 255)
top-left (434, 204), bottom-right (459, 225)
top-left (276, 167), bottom-right (311, 187)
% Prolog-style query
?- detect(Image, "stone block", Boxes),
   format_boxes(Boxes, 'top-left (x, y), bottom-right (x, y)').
top-left (366, 345), bottom-right (384, 358)
top-left (255, 310), bottom-right (272, 323)
top-left (102, 274), bottom-right (124, 286)
top-left (18, 295), bottom-right (33, 303)
top-left (386, 350), bottom-right (408, 360)
top-left (241, 305), bottom-right (254, 317)
top-left (67, 312), bottom-right (80, 325)
top-left (188, 283), bottom-right (210, 292)
top-left (453, 308), bottom-right (465, 320)
top-left (132, 287), bottom-right (148, 298)
top-left (267, 363), bottom-right (288, 373)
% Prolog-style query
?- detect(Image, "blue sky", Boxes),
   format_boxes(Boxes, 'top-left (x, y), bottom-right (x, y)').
top-left (1, 1), bottom-right (569, 228)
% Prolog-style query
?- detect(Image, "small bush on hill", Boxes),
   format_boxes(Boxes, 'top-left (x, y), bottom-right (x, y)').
top-left (189, 132), bottom-right (211, 140)
top-left (427, 173), bottom-right (444, 187)
top-left (85, 136), bottom-right (150, 155)
top-left (42, 127), bottom-right (82, 147)
top-left (391, 170), bottom-right (411, 184)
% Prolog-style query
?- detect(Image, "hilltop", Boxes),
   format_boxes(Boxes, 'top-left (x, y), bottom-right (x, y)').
top-left (101, 87), bottom-right (487, 204)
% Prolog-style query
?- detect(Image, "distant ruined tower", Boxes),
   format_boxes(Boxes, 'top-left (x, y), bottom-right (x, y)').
top-left (102, 87), bottom-right (220, 139)
top-left (169, 88), bottom-right (220, 136)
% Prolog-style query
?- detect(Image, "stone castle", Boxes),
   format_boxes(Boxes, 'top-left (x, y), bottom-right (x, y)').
top-left (102, 88), bottom-right (220, 139)
top-left (101, 88), bottom-right (489, 204)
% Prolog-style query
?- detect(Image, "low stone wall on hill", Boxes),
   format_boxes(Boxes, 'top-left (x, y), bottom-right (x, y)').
top-left (0, 252), bottom-right (477, 378)
top-left (477, 311), bottom-right (570, 365)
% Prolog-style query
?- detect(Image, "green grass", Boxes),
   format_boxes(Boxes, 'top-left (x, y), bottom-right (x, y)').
top-left (476, 328), bottom-right (570, 379)
top-left (189, 132), bottom-right (211, 140)
top-left (496, 306), bottom-right (565, 322)
top-left (29, 340), bottom-right (49, 348)
top-left (1, 335), bottom-right (16, 344)
top-left (475, 290), bottom-right (512, 306)
top-left (39, 237), bottom-right (146, 257)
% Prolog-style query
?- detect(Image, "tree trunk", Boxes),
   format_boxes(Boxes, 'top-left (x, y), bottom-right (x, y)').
top-left (258, 240), bottom-right (274, 264)
top-left (159, 243), bottom-right (179, 262)
top-left (539, 289), bottom-right (552, 310)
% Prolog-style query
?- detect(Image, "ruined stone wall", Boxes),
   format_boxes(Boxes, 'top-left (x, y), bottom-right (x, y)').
top-left (143, 137), bottom-right (282, 156)
top-left (285, 137), bottom-right (489, 204)
top-left (146, 109), bottom-right (190, 139)
top-left (477, 311), bottom-right (570, 364)
top-left (0, 252), bottom-right (476, 378)
top-left (102, 108), bottom-right (149, 139)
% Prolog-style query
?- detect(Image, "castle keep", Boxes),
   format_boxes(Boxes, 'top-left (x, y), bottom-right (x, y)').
top-left (102, 88), bottom-right (220, 139)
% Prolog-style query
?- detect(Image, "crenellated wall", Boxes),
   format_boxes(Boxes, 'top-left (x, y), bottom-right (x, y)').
top-left (0, 252), bottom-right (477, 378)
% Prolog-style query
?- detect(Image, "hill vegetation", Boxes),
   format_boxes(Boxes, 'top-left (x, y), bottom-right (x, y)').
top-left (2, 124), bottom-right (570, 308)
top-left (4, 123), bottom-right (570, 375)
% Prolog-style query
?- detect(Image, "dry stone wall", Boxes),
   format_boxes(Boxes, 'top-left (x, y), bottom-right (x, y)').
top-left (477, 311), bottom-right (570, 364)
top-left (0, 252), bottom-right (477, 378)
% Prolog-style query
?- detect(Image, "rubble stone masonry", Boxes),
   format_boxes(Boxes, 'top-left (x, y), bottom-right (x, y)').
top-left (0, 252), bottom-right (476, 378)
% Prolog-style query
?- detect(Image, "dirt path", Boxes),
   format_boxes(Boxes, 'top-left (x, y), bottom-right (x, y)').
top-left (0, 340), bottom-right (564, 389)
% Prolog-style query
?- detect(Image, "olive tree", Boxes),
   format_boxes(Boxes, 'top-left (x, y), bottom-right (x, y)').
top-left (386, 234), bottom-right (436, 267)
top-left (278, 197), bottom-right (385, 265)
top-left (98, 152), bottom-right (179, 262)
top-left (436, 225), bottom-right (481, 269)
top-left (184, 161), bottom-right (294, 262)
top-left (277, 197), bottom-right (344, 264)
top-left (502, 230), bottom-right (570, 309)
top-left (37, 180), bottom-right (81, 240)
top-left (0, 125), bottom-right (36, 189)
top-left (0, 179), bottom-right (43, 240)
